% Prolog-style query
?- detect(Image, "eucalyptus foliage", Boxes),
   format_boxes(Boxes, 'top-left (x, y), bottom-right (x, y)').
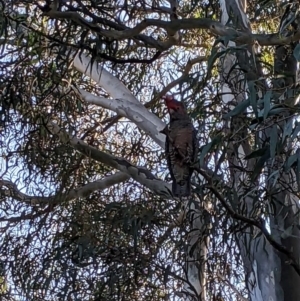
top-left (0, 1), bottom-right (300, 301)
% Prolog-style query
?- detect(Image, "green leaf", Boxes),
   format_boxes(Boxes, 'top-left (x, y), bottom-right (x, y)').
top-left (189, 240), bottom-right (199, 257)
top-left (291, 121), bottom-right (300, 140)
top-left (248, 81), bottom-right (258, 117)
top-left (281, 225), bottom-right (294, 239)
top-left (285, 153), bottom-right (297, 172)
top-left (77, 100), bottom-right (82, 113)
top-left (282, 119), bottom-right (294, 143)
top-left (78, 245), bottom-right (83, 260)
top-left (263, 90), bottom-right (272, 120)
top-left (293, 44), bottom-right (300, 62)
top-left (245, 146), bottom-right (268, 160)
top-left (268, 107), bottom-right (288, 116)
top-left (270, 125), bottom-right (278, 158)
top-left (267, 170), bottom-right (279, 188)
top-left (251, 148), bottom-right (270, 181)
top-left (249, 122), bottom-right (258, 130)
top-left (223, 99), bottom-right (250, 118)
top-left (206, 47), bottom-right (225, 80)
top-left (199, 135), bottom-right (222, 166)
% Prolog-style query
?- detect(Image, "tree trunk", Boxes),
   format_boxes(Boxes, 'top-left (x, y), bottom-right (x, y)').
top-left (219, 0), bottom-right (300, 300)
top-left (268, 3), bottom-right (300, 300)
top-left (183, 201), bottom-right (210, 300)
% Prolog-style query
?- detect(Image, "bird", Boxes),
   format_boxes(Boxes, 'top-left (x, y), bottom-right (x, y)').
top-left (162, 95), bottom-right (198, 197)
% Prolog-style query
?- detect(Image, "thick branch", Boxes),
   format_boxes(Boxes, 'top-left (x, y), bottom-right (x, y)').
top-left (76, 89), bottom-right (166, 148)
top-left (73, 53), bottom-right (166, 148)
top-left (47, 122), bottom-right (173, 199)
top-left (0, 173), bottom-right (130, 205)
top-left (42, 8), bottom-right (169, 50)
top-left (92, 55), bottom-right (207, 132)
top-left (45, 10), bottom-right (300, 46)
top-left (73, 53), bottom-right (137, 103)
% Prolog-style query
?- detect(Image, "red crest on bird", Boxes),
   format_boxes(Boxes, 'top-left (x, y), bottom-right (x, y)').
top-left (162, 94), bottom-right (186, 114)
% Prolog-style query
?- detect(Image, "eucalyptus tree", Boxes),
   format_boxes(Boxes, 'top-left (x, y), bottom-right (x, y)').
top-left (1, 0), bottom-right (300, 301)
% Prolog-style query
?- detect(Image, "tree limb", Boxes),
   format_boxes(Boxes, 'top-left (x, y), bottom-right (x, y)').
top-left (72, 53), bottom-right (166, 148)
top-left (92, 55), bottom-right (207, 132)
top-left (44, 9), bottom-right (300, 46)
top-left (0, 173), bottom-right (130, 206)
top-left (75, 88), bottom-right (166, 148)
top-left (47, 121), bottom-right (173, 199)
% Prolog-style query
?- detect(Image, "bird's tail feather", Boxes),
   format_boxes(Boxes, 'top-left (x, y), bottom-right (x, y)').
top-left (172, 181), bottom-right (191, 197)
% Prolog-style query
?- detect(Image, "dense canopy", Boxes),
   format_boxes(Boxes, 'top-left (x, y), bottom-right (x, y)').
top-left (1, 1), bottom-right (300, 301)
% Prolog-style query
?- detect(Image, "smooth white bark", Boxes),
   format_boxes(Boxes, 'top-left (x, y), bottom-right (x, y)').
top-left (77, 88), bottom-right (165, 148)
top-left (219, 1), bottom-right (280, 300)
top-left (47, 121), bottom-right (173, 199)
top-left (0, 173), bottom-right (130, 205)
top-left (73, 53), bottom-right (202, 299)
top-left (73, 54), bottom-right (166, 148)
